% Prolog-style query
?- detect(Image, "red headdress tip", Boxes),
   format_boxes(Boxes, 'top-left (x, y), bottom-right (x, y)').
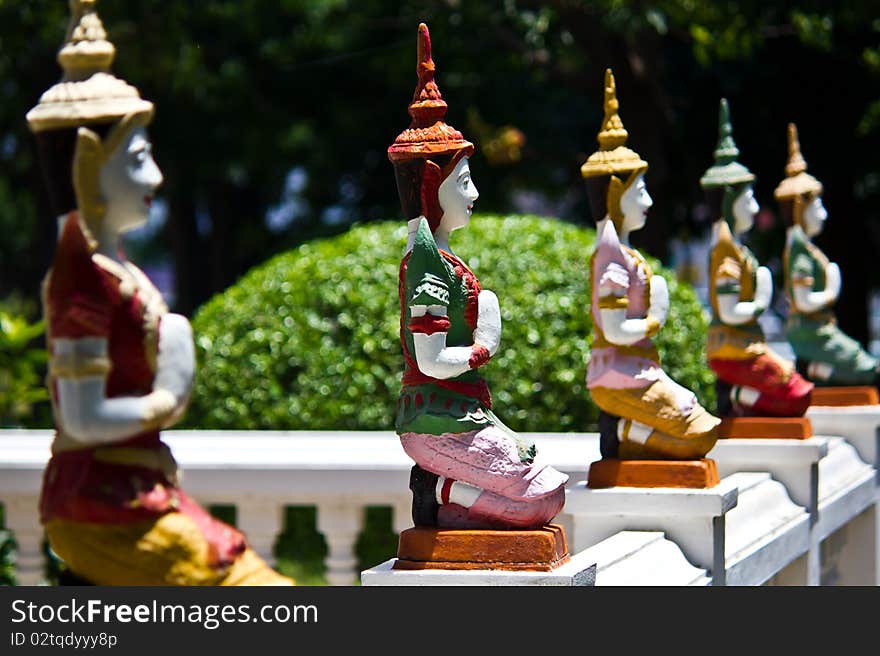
top-left (387, 22), bottom-right (473, 163)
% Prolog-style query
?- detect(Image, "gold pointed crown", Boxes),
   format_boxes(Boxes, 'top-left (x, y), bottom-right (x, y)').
top-left (774, 123), bottom-right (822, 200)
top-left (26, 0), bottom-right (153, 133)
top-left (387, 23), bottom-right (474, 163)
top-left (580, 68), bottom-right (648, 179)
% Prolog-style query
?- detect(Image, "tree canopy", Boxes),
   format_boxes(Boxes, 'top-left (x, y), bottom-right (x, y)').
top-left (1, 1), bottom-right (877, 337)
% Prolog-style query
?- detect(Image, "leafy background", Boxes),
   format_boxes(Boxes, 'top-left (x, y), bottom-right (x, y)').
top-left (186, 214), bottom-right (714, 432)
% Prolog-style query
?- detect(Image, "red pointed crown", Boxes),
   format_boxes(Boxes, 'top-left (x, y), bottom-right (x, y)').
top-left (387, 23), bottom-right (474, 163)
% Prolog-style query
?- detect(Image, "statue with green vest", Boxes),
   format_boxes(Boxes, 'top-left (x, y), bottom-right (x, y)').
top-left (776, 123), bottom-right (880, 395)
top-left (702, 100), bottom-right (813, 420)
top-left (389, 23), bottom-right (568, 532)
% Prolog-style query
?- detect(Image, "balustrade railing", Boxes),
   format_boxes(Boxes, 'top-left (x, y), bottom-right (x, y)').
top-left (1, 429), bottom-right (877, 586)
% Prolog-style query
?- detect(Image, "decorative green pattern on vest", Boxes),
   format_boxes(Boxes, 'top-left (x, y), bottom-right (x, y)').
top-left (397, 219), bottom-right (486, 431)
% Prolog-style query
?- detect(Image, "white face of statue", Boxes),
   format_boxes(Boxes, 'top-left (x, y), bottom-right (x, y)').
top-left (620, 173), bottom-right (652, 234)
top-left (99, 126), bottom-right (163, 235)
top-left (802, 195), bottom-right (827, 238)
top-left (438, 157), bottom-right (479, 233)
top-left (732, 185), bottom-right (759, 235)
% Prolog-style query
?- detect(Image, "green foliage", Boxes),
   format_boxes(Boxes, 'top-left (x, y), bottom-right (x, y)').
top-left (0, 505), bottom-right (16, 586)
top-left (274, 507), bottom-right (328, 586)
top-left (354, 507), bottom-right (399, 574)
top-left (0, 297), bottom-right (50, 428)
top-left (187, 215), bottom-right (714, 432)
top-left (2, 2), bottom-right (878, 316)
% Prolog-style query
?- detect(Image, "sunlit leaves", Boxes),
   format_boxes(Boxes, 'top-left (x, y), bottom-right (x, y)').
top-left (187, 214), bottom-right (713, 432)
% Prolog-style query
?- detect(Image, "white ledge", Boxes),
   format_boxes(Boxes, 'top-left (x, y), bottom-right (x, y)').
top-left (710, 437), bottom-right (827, 518)
top-left (723, 472), bottom-right (810, 586)
top-left (815, 436), bottom-right (876, 541)
top-left (807, 406), bottom-right (880, 468)
top-left (563, 477), bottom-right (738, 579)
top-left (582, 531), bottom-right (711, 586)
top-left (361, 549), bottom-right (597, 586)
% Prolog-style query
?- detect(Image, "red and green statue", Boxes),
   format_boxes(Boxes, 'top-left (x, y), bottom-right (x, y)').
top-left (390, 24), bottom-right (568, 529)
top-left (27, 0), bottom-right (292, 585)
top-left (701, 100), bottom-right (813, 419)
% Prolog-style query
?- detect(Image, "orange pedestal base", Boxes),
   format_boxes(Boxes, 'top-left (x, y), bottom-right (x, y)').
top-left (587, 458), bottom-right (720, 489)
top-left (393, 524), bottom-right (570, 572)
top-left (810, 386), bottom-right (879, 407)
top-left (718, 416), bottom-right (813, 439)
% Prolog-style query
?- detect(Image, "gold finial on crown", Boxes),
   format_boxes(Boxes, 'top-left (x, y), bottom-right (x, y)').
top-left (774, 122), bottom-right (822, 200)
top-left (26, 0), bottom-right (153, 133)
top-left (785, 122), bottom-right (808, 177)
top-left (597, 69), bottom-right (628, 151)
top-left (581, 68), bottom-right (647, 180)
top-left (57, 0), bottom-right (116, 81)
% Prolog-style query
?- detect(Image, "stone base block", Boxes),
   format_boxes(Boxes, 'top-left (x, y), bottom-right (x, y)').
top-left (811, 386), bottom-right (879, 407)
top-left (393, 524), bottom-right (570, 572)
top-left (587, 458), bottom-right (720, 489)
top-left (718, 417), bottom-right (812, 440)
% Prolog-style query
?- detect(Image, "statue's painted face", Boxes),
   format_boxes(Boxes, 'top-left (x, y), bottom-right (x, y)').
top-left (620, 173), bottom-right (652, 233)
top-left (99, 126), bottom-right (163, 234)
top-left (438, 157), bottom-right (478, 233)
top-left (732, 185), bottom-right (759, 235)
top-left (802, 195), bottom-right (827, 238)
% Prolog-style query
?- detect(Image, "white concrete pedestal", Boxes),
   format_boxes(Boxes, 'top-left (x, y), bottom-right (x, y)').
top-left (807, 406), bottom-right (880, 470)
top-left (563, 478), bottom-right (738, 585)
top-left (360, 549), bottom-right (597, 586)
top-left (814, 436), bottom-right (878, 585)
top-left (723, 472), bottom-right (811, 585)
top-left (711, 438), bottom-right (827, 524)
top-left (581, 531), bottom-right (711, 586)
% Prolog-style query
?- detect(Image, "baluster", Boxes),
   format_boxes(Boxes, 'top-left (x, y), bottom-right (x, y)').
top-left (4, 497), bottom-right (44, 586)
top-left (235, 499), bottom-right (284, 567)
top-left (316, 503), bottom-right (363, 586)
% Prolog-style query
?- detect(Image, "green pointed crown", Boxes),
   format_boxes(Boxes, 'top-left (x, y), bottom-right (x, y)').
top-left (699, 99), bottom-right (754, 189)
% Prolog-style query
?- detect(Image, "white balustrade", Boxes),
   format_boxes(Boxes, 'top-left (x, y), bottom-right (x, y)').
top-left (0, 428), bottom-right (877, 586)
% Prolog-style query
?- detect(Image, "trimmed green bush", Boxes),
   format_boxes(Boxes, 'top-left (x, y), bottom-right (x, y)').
top-left (186, 214), bottom-right (714, 432)
top-left (0, 297), bottom-right (50, 428)
top-left (0, 505), bottom-right (15, 586)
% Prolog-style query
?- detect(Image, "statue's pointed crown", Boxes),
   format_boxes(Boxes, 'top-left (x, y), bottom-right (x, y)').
top-left (785, 122), bottom-right (808, 177)
top-left (581, 68), bottom-right (647, 179)
top-left (774, 122), bottom-right (822, 200)
top-left (26, 0), bottom-right (153, 133)
top-left (387, 23), bottom-right (474, 163)
top-left (699, 98), bottom-right (754, 189)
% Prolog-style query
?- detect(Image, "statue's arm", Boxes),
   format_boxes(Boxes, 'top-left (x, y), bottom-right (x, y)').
top-left (473, 289), bottom-right (501, 356)
top-left (410, 305), bottom-right (478, 379)
top-left (790, 254), bottom-right (840, 313)
top-left (717, 264), bottom-right (772, 325)
top-left (53, 313), bottom-right (194, 443)
top-left (598, 263), bottom-right (668, 345)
